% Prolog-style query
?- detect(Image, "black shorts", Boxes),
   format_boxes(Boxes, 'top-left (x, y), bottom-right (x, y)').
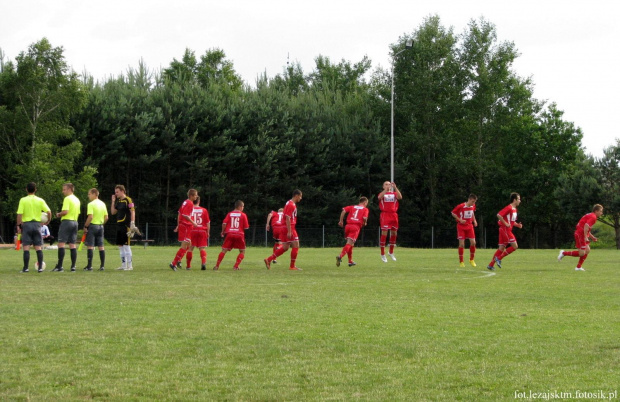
top-left (115, 224), bottom-right (130, 246)
top-left (86, 224), bottom-right (105, 248)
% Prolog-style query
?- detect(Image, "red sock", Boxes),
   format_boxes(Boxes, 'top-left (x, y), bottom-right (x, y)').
top-left (200, 249), bottom-right (207, 264)
top-left (186, 252), bottom-right (193, 268)
top-left (458, 247), bottom-right (464, 263)
top-left (339, 245), bottom-right (348, 259)
top-left (268, 246), bottom-right (287, 262)
top-left (347, 245), bottom-right (353, 262)
top-left (380, 234), bottom-right (387, 255)
top-left (172, 248), bottom-right (187, 265)
top-left (273, 243), bottom-right (279, 254)
top-left (489, 249), bottom-right (502, 266)
top-left (565, 250), bottom-right (580, 257)
top-left (216, 251), bottom-right (226, 267)
top-left (290, 247), bottom-right (299, 268)
top-left (469, 246), bottom-right (476, 261)
top-left (389, 233), bottom-right (397, 254)
top-left (501, 246), bottom-right (515, 258)
top-left (234, 253), bottom-right (245, 268)
top-left (577, 254), bottom-right (588, 268)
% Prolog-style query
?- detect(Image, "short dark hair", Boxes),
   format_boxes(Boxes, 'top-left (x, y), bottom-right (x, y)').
top-left (89, 188), bottom-right (99, 196)
top-left (292, 189), bottom-right (302, 197)
top-left (115, 185), bottom-right (126, 193)
top-left (235, 200), bottom-right (244, 208)
top-left (193, 196), bottom-right (200, 206)
top-left (63, 183), bottom-right (75, 192)
top-left (359, 196), bottom-right (368, 204)
top-left (510, 192), bottom-right (520, 203)
top-left (468, 194), bottom-right (477, 200)
top-left (27, 182), bottom-right (37, 193)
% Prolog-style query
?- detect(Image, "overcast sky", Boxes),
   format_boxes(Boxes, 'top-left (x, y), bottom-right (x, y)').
top-left (2, 0), bottom-right (618, 157)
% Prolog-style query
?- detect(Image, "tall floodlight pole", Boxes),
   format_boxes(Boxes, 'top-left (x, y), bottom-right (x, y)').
top-left (390, 39), bottom-right (413, 183)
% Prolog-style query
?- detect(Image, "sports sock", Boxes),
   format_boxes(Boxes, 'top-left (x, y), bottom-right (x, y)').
top-left (470, 245), bottom-right (476, 260)
top-left (87, 249), bottom-right (94, 267)
top-left (458, 247), bottom-right (464, 263)
top-left (501, 246), bottom-right (515, 259)
top-left (70, 248), bottom-right (77, 267)
top-left (234, 253), bottom-right (245, 268)
top-left (99, 250), bottom-right (106, 267)
top-left (186, 252), bottom-right (193, 268)
top-left (200, 249), bottom-right (207, 264)
top-left (577, 254), bottom-right (588, 268)
top-left (290, 247), bottom-right (299, 268)
top-left (565, 250), bottom-right (580, 257)
top-left (23, 250), bottom-right (30, 269)
top-left (57, 247), bottom-right (65, 267)
top-left (216, 251), bottom-right (226, 267)
top-left (119, 247), bottom-right (126, 267)
top-left (380, 234), bottom-right (387, 255)
top-left (172, 248), bottom-right (186, 265)
top-left (389, 233), bottom-right (397, 254)
top-left (347, 245), bottom-right (353, 262)
top-left (268, 246), bottom-right (287, 261)
top-left (339, 244), bottom-right (350, 259)
top-left (124, 245), bottom-right (133, 267)
top-left (36, 250), bottom-right (43, 268)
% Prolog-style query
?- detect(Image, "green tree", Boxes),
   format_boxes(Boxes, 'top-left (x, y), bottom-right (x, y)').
top-left (596, 139), bottom-right (620, 248)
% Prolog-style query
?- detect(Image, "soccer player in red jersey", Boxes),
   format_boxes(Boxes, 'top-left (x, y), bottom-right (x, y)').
top-left (487, 192), bottom-right (523, 271)
top-left (265, 208), bottom-right (285, 264)
top-left (378, 181), bottom-right (402, 262)
top-left (214, 200), bottom-right (250, 270)
top-left (336, 197), bottom-right (369, 267)
top-left (451, 194), bottom-right (478, 267)
top-left (264, 190), bottom-right (303, 270)
top-left (185, 196), bottom-right (210, 270)
top-left (557, 204), bottom-right (604, 271)
top-left (169, 189), bottom-right (199, 271)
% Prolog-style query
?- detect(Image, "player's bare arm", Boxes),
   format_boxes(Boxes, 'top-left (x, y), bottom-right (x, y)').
top-left (338, 209), bottom-right (346, 227)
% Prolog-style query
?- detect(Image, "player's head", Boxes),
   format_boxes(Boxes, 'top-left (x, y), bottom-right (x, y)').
top-left (278, 208), bottom-right (284, 212)
top-left (188, 189), bottom-right (198, 200)
top-left (292, 189), bottom-right (302, 202)
top-left (115, 185), bottom-right (126, 197)
top-left (235, 200), bottom-right (244, 210)
top-left (26, 182), bottom-right (37, 194)
top-left (62, 183), bottom-right (75, 195)
top-left (468, 194), bottom-right (477, 201)
top-left (509, 192), bottom-right (521, 205)
top-left (359, 196), bottom-right (369, 206)
top-left (383, 181), bottom-right (392, 191)
top-left (88, 188), bottom-right (99, 200)
top-left (193, 196), bottom-right (200, 206)
top-left (593, 204), bottom-right (604, 217)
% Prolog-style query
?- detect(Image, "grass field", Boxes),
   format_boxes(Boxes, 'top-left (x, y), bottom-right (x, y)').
top-left (1, 246), bottom-right (618, 401)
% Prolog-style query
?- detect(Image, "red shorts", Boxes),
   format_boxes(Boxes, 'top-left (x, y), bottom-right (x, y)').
top-left (344, 224), bottom-right (362, 242)
top-left (380, 212), bottom-right (399, 230)
top-left (191, 230), bottom-right (208, 248)
top-left (222, 235), bottom-right (246, 250)
top-left (498, 226), bottom-right (515, 246)
top-left (177, 225), bottom-right (192, 243)
top-left (272, 226), bottom-right (286, 242)
top-left (281, 228), bottom-right (299, 243)
top-left (457, 225), bottom-right (475, 240)
top-left (574, 230), bottom-right (589, 250)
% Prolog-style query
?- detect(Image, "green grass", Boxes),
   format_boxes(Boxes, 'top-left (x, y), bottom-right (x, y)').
top-left (1, 246), bottom-right (619, 401)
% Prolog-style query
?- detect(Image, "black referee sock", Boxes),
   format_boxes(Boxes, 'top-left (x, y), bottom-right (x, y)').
top-left (36, 250), bottom-right (43, 268)
top-left (99, 250), bottom-right (106, 267)
top-left (87, 249), bottom-right (93, 267)
top-left (23, 250), bottom-right (30, 269)
top-left (70, 248), bottom-right (77, 268)
top-left (57, 247), bottom-right (65, 267)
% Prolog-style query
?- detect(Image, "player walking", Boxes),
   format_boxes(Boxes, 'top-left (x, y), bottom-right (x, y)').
top-left (378, 181), bottom-right (402, 262)
top-left (169, 189), bottom-right (199, 271)
top-left (111, 185), bottom-right (137, 270)
top-left (186, 196), bottom-right (210, 270)
top-left (264, 190), bottom-right (303, 270)
top-left (557, 204), bottom-right (604, 271)
top-left (214, 200), bottom-right (249, 270)
top-left (451, 194), bottom-right (478, 267)
top-left (336, 197), bottom-right (369, 267)
top-left (266, 208), bottom-right (285, 264)
top-left (487, 193), bottom-right (523, 271)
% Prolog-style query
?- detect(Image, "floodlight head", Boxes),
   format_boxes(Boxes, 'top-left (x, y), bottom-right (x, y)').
top-left (405, 40), bottom-right (413, 48)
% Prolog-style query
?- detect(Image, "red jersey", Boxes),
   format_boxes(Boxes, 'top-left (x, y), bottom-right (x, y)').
top-left (283, 200), bottom-right (298, 227)
top-left (343, 205), bottom-right (369, 227)
top-left (223, 211), bottom-right (249, 237)
top-left (497, 204), bottom-right (518, 227)
top-left (191, 207), bottom-right (210, 232)
top-left (576, 212), bottom-right (597, 235)
top-left (270, 211), bottom-right (286, 228)
top-left (178, 199), bottom-right (195, 227)
top-left (452, 203), bottom-right (476, 227)
top-left (379, 192), bottom-right (399, 213)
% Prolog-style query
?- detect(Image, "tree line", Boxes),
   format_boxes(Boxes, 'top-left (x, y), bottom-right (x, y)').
top-left (1, 16), bottom-right (618, 248)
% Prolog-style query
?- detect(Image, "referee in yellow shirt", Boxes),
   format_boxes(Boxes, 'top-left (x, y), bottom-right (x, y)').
top-left (16, 182), bottom-right (52, 273)
top-left (53, 183), bottom-right (81, 272)
top-left (82, 188), bottom-right (109, 271)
